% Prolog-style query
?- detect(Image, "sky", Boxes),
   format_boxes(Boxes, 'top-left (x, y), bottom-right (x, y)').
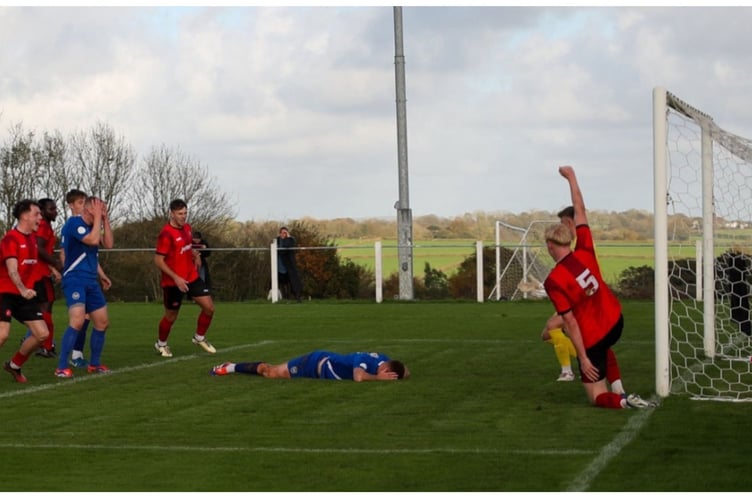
top-left (2, 3), bottom-right (752, 223)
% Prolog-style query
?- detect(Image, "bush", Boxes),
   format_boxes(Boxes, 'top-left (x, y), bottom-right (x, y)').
top-left (447, 247), bottom-right (498, 300)
top-left (421, 262), bottom-right (450, 299)
top-left (615, 265), bottom-right (654, 299)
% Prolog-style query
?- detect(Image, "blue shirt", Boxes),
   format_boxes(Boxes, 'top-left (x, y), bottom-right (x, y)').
top-left (287, 351), bottom-right (391, 380)
top-left (61, 215), bottom-right (99, 283)
top-left (318, 351), bottom-right (390, 380)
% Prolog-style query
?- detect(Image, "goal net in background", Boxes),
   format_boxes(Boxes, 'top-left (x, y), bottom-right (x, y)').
top-left (490, 220), bottom-right (556, 301)
top-left (654, 87), bottom-right (752, 402)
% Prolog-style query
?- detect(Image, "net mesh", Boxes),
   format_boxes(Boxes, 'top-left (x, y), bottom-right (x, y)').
top-left (665, 93), bottom-right (752, 401)
top-left (493, 220), bottom-right (555, 300)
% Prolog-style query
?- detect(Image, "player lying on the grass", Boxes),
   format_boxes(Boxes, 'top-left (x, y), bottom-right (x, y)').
top-left (210, 350), bottom-right (409, 381)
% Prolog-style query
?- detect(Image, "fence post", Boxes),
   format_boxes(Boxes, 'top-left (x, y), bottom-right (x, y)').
top-left (375, 241), bottom-right (383, 303)
top-left (270, 240), bottom-right (279, 303)
top-left (476, 240), bottom-right (484, 303)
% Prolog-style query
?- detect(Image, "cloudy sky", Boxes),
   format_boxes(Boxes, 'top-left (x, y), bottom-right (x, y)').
top-left (2, 4), bottom-right (751, 222)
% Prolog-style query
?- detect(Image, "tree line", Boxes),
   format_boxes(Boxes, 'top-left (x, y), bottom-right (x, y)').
top-left (0, 120), bottom-right (234, 233)
top-left (303, 208), bottom-right (681, 243)
top-left (0, 118), bottom-right (709, 302)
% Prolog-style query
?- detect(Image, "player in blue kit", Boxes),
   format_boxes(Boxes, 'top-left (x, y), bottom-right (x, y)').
top-left (210, 350), bottom-right (409, 381)
top-left (55, 196), bottom-right (113, 378)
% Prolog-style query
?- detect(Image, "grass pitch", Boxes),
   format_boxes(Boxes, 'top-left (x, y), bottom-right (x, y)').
top-left (0, 300), bottom-right (749, 492)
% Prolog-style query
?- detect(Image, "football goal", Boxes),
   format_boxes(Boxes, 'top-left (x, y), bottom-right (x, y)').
top-left (654, 87), bottom-right (752, 401)
top-left (490, 219), bottom-right (556, 301)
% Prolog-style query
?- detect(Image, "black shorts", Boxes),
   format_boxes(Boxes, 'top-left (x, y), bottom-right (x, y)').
top-left (0, 293), bottom-right (44, 323)
top-left (162, 278), bottom-right (211, 310)
top-left (34, 276), bottom-right (55, 304)
top-left (581, 314), bottom-right (624, 383)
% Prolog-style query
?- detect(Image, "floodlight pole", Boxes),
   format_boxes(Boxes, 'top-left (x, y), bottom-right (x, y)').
top-left (394, 6), bottom-right (414, 300)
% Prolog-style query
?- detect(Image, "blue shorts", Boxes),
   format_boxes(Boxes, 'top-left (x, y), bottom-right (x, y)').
top-left (62, 279), bottom-right (107, 313)
top-left (287, 351), bottom-right (330, 378)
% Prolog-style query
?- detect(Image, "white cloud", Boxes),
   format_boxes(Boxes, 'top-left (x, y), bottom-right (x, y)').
top-left (1, 5), bottom-right (752, 222)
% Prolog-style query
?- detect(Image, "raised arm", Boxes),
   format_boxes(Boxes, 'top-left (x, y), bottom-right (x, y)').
top-left (100, 201), bottom-right (114, 249)
top-left (558, 166), bottom-right (588, 227)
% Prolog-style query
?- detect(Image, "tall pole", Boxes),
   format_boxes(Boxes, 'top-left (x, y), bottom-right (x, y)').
top-left (393, 6), bottom-right (414, 300)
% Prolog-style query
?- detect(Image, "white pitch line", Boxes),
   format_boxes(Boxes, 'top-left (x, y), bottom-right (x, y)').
top-left (0, 340), bottom-right (274, 400)
top-left (566, 402), bottom-right (658, 492)
top-left (0, 442), bottom-right (596, 456)
top-left (0, 338), bottom-right (607, 461)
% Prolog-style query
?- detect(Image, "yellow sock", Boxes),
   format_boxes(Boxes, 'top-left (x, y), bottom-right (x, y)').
top-left (566, 336), bottom-right (576, 357)
top-left (548, 328), bottom-right (574, 369)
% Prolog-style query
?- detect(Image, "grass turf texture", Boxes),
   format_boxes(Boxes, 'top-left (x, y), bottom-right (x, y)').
top-left (0, 300), bottom-right (749, 492)
top-left (335, 239), bottom-right (697, 283)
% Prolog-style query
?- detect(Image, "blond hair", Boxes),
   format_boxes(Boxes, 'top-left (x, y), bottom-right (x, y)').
top-left (545, 223), bottom-right (573, 246)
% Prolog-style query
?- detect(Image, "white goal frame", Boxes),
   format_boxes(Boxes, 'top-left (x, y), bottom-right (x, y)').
top-left (654, 87), bottom-right (752, 401)
top-left (491, 219), bottom-right (556, 301)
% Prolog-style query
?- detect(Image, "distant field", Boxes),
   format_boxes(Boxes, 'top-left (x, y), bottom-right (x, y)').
top-left (335, 238), bottom-right (692, 284)
top-left (336, 238), bottom-right (477, 275)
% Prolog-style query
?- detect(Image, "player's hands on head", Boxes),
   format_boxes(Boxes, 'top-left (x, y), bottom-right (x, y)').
top-left (378, 370), bottom-right (399, 380)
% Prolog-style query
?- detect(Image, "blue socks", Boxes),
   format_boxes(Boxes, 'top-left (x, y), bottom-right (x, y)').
top-left (235, 362), bottom-right (262, 375)
top-left (89, 329), bottom-right (106, 366)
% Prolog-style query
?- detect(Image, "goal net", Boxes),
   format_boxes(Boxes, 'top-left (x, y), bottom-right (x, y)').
top-left (654, 87), bottom-right (752, 401)
top-left (490, 220), bottom-right (556, 301)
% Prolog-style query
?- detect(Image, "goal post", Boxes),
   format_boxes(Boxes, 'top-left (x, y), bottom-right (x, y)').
top-left (491, 219), bottom-right (556, 301)
top-left (653, 86), bottom-right (752, 402)
top-left (653, 87), bottom-right (670, 398)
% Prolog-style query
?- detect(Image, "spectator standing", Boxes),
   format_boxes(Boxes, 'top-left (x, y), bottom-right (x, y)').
top-left (276, 226), bottom-right (302, 301)
top-left (192, 231), bottom-right (211, 290)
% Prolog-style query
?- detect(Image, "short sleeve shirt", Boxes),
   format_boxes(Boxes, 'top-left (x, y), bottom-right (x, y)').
top-left (0, 228), bottom-right (39, 294)
top-left (61, 215), bottom-right (99, 283)
top-left (543, 225), bottom-right (622, 347)
top-left (320, 352), bottom-right (391, 380)
top-left (156, 222), bottom-right (198, 287)
top-left (32, 218), bottom-right (56, 281)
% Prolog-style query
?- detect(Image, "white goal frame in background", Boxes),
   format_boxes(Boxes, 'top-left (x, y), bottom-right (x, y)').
top-left (653, 86), bottom-right (752, 401)
top-left (491, 219), bottom-right (556, 301)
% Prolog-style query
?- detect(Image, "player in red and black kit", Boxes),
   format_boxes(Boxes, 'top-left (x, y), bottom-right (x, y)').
top-left (30, 198), bottom-right (63, 358)
top-left (0, 199), bottom-right (51, 383)
top-left (153, 198), bottom-right (216, 357)
top-left (543, 166), bottom-right (655, 409)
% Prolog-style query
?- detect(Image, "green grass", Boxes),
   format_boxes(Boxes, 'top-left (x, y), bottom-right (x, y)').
top-left (0, 300), bottom-right (749, 491)
top-left (336, 238), bottom-right (478, 275)
top-left (336, 238), bottom-right (696, 284)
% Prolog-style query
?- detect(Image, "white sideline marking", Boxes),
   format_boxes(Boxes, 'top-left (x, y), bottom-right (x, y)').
top-left (566, 403), bottom-right (657, 492)
top-left (1, 337), bottom-right (649, 469)
top-left (0, 341), bottom-right (274, 400)
top-left (0, 442), bottom-right (595, 456)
